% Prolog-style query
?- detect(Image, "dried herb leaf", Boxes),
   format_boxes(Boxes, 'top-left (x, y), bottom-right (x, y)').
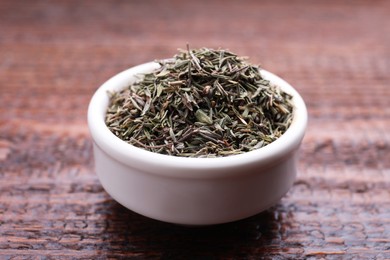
top-left (105, 47), bottom-right (294, 157)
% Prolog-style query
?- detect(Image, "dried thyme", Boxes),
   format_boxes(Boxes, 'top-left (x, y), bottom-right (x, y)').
top-left (105, 47), bottom-right (294, 157)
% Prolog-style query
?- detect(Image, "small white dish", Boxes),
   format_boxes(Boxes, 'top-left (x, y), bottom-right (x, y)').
top-left (88, 61), bottom-right (307, 225)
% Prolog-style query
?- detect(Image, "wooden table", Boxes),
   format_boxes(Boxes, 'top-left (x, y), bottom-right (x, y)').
top-left (1, 0), bottom-right (389, 258)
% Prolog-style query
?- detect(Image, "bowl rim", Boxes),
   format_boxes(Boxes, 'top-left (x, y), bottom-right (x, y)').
top-left (88, 61), bottom-right (308, 178)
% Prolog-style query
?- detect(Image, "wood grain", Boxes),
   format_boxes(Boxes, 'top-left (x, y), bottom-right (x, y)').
top-left (1, 0), bottom-right (389, 258)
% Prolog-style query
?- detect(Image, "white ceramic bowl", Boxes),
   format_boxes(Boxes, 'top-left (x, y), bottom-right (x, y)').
top-left (88, 61), bottom-right (308, 225)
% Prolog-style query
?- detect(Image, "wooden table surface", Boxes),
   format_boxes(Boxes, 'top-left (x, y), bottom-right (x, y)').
top-left (1, 0), bottom-right (389, 258)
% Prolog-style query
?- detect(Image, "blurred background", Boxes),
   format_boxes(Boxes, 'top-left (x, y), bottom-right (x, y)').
top-left (1, 0), bottom-right (389, 135)
top-left (0, 0), bottom-right (389, 258)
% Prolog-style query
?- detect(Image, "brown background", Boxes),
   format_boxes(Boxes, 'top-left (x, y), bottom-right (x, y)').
top-left (0, 0), bottom-right (389, 258)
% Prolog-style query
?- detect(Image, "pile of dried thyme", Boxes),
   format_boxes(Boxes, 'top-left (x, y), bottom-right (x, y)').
top-left (105, 47), bottom-right (294, 157)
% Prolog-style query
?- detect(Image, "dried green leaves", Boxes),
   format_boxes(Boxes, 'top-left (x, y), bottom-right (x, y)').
top-left (106, 47), bottom-right (294, 157)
